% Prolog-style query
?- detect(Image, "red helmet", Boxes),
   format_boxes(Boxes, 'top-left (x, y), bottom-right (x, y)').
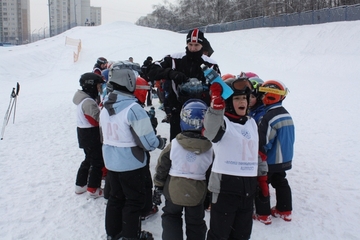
top-left (134, 77), bottom-right (150, 104)
top-left (259, 80), bottom-right (288, 105)
top-left (221, 73), bottom-right (236, 81)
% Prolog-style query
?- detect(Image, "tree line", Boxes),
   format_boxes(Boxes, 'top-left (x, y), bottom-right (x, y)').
top-left (136, 0), bottom-right (360, 31)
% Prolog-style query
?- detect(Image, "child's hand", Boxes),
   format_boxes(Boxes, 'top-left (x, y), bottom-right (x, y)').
top-left (210, 83), bottom-right (225, 110)
top-left (153, 186), bottom-right (163, 206)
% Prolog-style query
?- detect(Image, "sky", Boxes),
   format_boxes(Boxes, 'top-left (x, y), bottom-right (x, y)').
top-left (30, 0), bottom-right (176, 31)
top-left (1, 20), bottom-right (360, 239)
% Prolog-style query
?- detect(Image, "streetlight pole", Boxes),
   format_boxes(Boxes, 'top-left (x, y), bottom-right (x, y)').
top-left (32, 29), bottom-right (37, 42)
top-left (38, 28), bottom-right (43, 41)
top-left (44, 26), bottom-right (48, 38)
top-left (74, 0), bottom-right (77, 27)
top-left (48, 0), bottom-right (52, 37)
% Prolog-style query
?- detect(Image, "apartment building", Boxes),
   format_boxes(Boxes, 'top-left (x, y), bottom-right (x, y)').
top-left (50, 0), bottom-right (101, 36)
top-left (90, 7), bottom-right (101, 26)
top-left (0, 0), bottom-right (30, 45)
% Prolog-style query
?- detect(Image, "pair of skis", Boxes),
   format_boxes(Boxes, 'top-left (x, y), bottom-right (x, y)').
top-left (1, 82), bottom-right (20, 140)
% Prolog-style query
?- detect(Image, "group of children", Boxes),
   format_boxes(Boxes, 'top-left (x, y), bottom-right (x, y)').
top-left (72, 29), bottom-right (295, 240)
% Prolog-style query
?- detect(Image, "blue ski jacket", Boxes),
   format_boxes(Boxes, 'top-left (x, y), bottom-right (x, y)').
top-left (258, 102), bottom-right (295, 172)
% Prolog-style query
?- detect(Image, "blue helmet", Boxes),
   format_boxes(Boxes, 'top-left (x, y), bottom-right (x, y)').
top-left (180, 99), bottom-right (208, 132)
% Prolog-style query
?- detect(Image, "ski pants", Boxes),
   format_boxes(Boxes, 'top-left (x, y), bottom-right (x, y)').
top-left (75, 145), bottom-right (104, 188)
top-left (105, 167), bottom-right (147, 239)
top-left (161, 199), bottom-right (207, 240)
top-left (207, 192), bottom-right (254, 240)
top-left (169, 110), bottom-right (181, 141)
top-left (254, 171), bottom-right (292, 215)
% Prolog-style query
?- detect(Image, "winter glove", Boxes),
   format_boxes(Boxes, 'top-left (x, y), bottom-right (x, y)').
top-left (157, 135), bottom-right (167, 150)
top-left (257, 175), bottom-right (269, 197)
top-left (148, 107), bottom-right (156, 119)
top-left (210, 83), bottom-right (225, 110)
top-left (153, 186), bottom-right (163, 206)
top-left (168, 70), bottom-right (188, 84)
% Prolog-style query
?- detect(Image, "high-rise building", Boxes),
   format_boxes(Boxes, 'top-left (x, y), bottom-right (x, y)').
top-left (90, 7), bottom-right (101, 26)
top-left (0, 0), bottom-right (30, 45)
top-left (49, 0), bottom-right (101, 36)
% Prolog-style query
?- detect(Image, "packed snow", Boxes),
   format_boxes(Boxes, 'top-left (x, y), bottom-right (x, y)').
top-left (1, 20), bottom-right (360, 239)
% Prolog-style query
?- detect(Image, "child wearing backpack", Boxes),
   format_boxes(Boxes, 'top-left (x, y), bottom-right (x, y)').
top-left (153, 99), bottom-right (213, 240)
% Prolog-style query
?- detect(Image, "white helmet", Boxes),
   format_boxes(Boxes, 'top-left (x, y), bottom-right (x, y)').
top-left (108, 61), bottom-right (141, 93)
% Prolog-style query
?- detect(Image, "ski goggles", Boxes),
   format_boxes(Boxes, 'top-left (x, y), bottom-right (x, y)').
top-left (231, 78), bottom-right (252, 95)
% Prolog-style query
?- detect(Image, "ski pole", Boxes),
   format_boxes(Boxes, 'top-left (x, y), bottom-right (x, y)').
top-left (1, 83), bottom-right (20, 140)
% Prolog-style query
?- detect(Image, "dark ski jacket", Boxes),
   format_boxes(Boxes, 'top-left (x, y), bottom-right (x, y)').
top-left (147, 48), bottom-right (220, 111)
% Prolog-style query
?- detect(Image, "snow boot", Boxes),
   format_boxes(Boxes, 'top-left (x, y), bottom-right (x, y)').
top-left (253, 214), bottom-right (272, 225)
top-left (271, 207), bottom-right (292, 221)
top-left (75, 185), bottom-right (87, 194)
top-left (87, 187), bottom-right (104, 199)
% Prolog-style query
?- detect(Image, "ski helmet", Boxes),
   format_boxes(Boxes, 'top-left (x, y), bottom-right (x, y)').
top-left (108, 61), bottom-right (141, 93)
top-left (259, 80), bottom-right (288, 105)
top-left (180, 99), bottom-right (207, 132)
top-left (224, 76), bottom-right (252, 115)
top-left (97, 57), bottom-right (108, 65)
top-left (178, 78), bottom-right (204, 97)
top-left (249, 77), bottom-right (264, 97)
top-left (245, 72), bottom-right (259, 78)
top-left (134, 76), bottom-right (150, 104)
top-left (221, 73), bottom-right (236, 81)
top-left (79, 72), bottom-right (104, 97)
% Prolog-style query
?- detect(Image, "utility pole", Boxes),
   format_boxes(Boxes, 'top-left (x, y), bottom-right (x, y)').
top-left (74, 0), bottom-right (77, 27)
top-left (48, 0), bottom-right (52, 37)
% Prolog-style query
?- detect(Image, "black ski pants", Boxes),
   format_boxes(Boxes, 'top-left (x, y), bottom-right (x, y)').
top-left (105, 167), bottom-right (147, 239)
top-left (254, 171), bottom-right (292, 215)
top-left (207, 192), bottom-right (254, 240)
top-left (161, 199), bottom-right (207, 240)
top-left (169, 110), bottom-right (181, 141)
top-left (142, 152), bottom-right (154, 216)
top-left (75, 146), bottom-right (104, 188)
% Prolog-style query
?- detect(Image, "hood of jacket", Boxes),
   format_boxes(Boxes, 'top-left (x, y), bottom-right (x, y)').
top-left (175, 131), bottom-right (212, 154)
top-left (103, 90), bottom-right (138, 116)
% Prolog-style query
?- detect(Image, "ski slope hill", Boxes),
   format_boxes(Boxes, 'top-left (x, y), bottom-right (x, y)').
top-left (0, 20), bottom-right (359, 239)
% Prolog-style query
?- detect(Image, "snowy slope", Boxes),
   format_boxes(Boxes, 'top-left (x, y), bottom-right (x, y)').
top-left (0, 20), bottom-right (360, 239)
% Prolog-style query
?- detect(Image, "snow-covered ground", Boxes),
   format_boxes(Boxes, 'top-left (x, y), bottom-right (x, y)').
top-left (1, 20), bottom-right (360, 239)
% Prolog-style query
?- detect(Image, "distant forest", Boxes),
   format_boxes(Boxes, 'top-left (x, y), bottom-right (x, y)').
top-left (136, 0), bottom-right (360, 31)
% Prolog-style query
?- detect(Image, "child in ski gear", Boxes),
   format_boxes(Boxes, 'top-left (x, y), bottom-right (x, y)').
top-left (93, 57), bottom-right (108, 75)
top-left (73, 72), bottom-right (105, 198)
top-left (153, 99), bottom-right (213, 240)
top-left (248, 76), bottom-right (266, 123)
top-left (100, 61), bottom-right (167, 240)
top-left (147, 28), bottom-right (221, 141)
top-left (254, 80), bottom-right (295, 223)
top-left (203, 76), bottom-right (268, 240)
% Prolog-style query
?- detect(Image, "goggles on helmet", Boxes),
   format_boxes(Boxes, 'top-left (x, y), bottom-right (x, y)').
top-left (97, 57), bottom-right (108, 64)
top-left (231, 78), bottom-right (252, 95)
top-left (259, 85), bottom-right (287, 96)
